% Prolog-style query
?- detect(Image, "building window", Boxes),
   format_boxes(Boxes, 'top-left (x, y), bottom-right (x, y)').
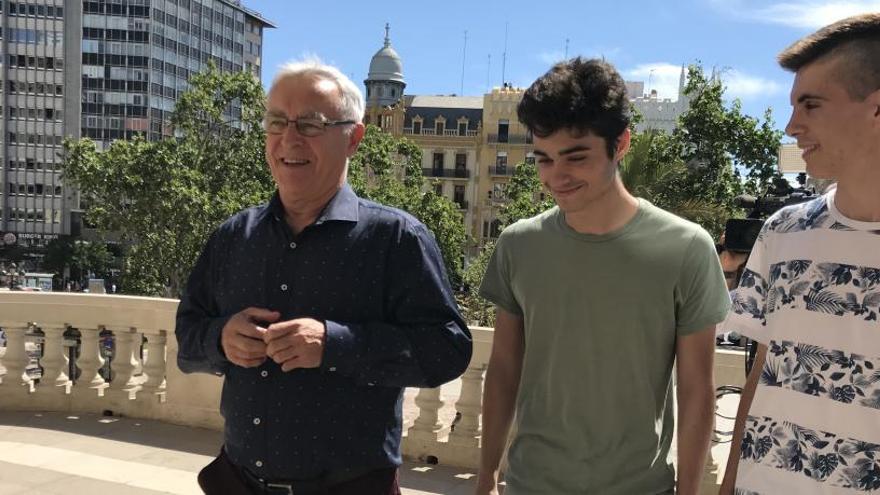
top-left (455, 153), bottom-right (467, 170)
top-left (497, 119), bottom-right (509, 143)
top-left (458, 121), bottom-right (467, 136)
top-left (496, 151), bottom-right (508, 173)
top-left (492, 182), bottom-right (506, 200)
top-left (432, 152), bottom-right (444, 173)
top-left (454, 185), bottom-right (465, 207)
top-left (490, 219), bottom-right (502, 238)
top-left (435, 120), bottom-right (445, 135)
top-left (526, 152), bottom-right (535, 165)
top-left (412, 119), bottom-right (422, 135)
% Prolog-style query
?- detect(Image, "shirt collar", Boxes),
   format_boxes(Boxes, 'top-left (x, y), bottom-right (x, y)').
top-left (265, 183), bottom-right (360, 225)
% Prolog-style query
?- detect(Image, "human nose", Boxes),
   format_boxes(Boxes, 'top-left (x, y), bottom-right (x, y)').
top-left (784, 109), bottom-right (801, 138)
top-left (280, 121), bottom-right (305, 145)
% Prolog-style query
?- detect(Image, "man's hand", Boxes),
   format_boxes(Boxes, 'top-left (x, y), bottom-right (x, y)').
top-left (221, 307), bottom-right (280, 368)
top-left (264, 318), bottom-right (326, 372)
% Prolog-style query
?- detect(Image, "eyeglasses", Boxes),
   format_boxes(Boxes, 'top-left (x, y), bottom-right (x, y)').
top-left (263, 115), bottom-right (356, 137)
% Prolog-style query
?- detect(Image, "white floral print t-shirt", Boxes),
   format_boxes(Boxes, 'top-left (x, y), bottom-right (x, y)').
top-left (722, 186), bottom-right (880, 494)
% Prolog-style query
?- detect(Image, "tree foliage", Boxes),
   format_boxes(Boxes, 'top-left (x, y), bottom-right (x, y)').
top-left (62, 65), bottom-right (274, 296)
top-left (43, 238), bottom-right (114, 283)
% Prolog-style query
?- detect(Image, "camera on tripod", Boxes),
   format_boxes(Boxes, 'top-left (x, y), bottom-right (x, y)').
top-left (722, 173), bottom-right (819, 255)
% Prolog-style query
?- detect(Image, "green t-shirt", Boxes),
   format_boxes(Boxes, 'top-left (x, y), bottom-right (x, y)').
top-left (479, 200), bottom-right (730, 495)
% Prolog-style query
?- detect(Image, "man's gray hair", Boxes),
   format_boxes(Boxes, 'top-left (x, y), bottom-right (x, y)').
top-left (270, 57), bottom-right (365, 122)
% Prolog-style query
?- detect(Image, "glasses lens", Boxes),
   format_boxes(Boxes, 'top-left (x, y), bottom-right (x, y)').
top-left (295, 119), bottom-right (324, 137)
top-left (265, 117), bottom-right (287, 134)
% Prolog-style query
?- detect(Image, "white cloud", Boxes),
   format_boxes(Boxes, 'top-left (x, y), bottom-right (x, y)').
top-left (722, 70), bottom-right (785, 99)
top-left (624, 63), bottom-right (784, 101)
top-left (623, 63), bottom-right (685, 100)
top-left (711, 0), bottom-right (880, 29)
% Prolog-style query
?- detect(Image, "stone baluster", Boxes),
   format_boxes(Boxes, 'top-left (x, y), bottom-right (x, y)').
top-left (448, 363), bottom-right (485, 447)
top-left (76, 327), bottom-right (106, 390)
top-left (106, 327), bottom-right (140, 397)
top-left (37, 325), bottom-right (70, 389)
top-left (140, 331), bottom-right (167, 397)
top-left (408, 386), bottom-right (444, 441)
top-left (0, 324), bottom-right (32, 392)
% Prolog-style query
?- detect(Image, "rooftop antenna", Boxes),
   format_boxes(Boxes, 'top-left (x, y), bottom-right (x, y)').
top-left (564, 38), bottom-right (569, 60)
top-left (501, 22), bottom-right (508, 85)
top-left (486, 53), bottom-right (492, 92)
top-left (460, 30), bottom-right (468, 95)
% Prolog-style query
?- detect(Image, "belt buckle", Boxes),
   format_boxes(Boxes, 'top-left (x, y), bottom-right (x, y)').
top-left (265, 481), bottom-right (294, 494)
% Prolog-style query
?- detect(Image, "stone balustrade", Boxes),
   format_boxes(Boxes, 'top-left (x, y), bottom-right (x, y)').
top-left (0, 291), bottom-right (746, 491)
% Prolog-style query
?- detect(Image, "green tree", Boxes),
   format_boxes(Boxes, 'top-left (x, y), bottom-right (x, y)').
top-left (62, 64), bottom-right (274, 296)
top-left (499, 162), bottom-right (555, 228)
top-left (673, 65), bottom-right (784, 206)
top-left (43, 238), bottom-right (114, 283)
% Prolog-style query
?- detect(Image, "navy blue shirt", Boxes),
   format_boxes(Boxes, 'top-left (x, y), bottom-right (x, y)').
top-left (175, 184), bottom-right (472, 479)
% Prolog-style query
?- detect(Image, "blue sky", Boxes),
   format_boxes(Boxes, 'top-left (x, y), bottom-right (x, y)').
top-left (252, 0), bottom-right (880, 135)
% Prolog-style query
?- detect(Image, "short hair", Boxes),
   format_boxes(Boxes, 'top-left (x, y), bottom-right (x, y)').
top-left (778, 12), bottom-right (880, 99)
top-left (517, 57), bottom-right (630, 158)
top-left (270, 57), bottom-right (365, 122)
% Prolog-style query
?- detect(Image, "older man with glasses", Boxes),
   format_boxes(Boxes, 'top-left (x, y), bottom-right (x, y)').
top-left (175, 58), bottom-right (472, 495)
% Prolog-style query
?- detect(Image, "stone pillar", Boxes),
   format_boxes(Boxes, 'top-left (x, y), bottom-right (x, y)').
top-left (0, 324), bottom-right (32, 395)
top-left (140, 331), bottom-right (167, 397)
top-left (30, 325), bottom-right (71, 410)
top-left (105, 327), bottom-right (141, 406)
top-left (408, 387), bottom-right (444, 442)
top-left (448, 364), bottom-right (484, 447)
top-left (76, 327), bottom-right (106, 390)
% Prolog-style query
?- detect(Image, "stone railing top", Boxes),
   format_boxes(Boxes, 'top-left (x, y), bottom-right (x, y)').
top-left (0, 291), bottom-right (179, 333)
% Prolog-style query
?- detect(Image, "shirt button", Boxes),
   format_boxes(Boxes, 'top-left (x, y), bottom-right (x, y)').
top-left (253, 417), bottom-right (261, 425)
top-left (289, 241), bottom-right (297, 249)
top-left (328, 366), bottom-right (336, 372)
top-left (280, 284), bottom-right (288, 291)
top-left (260, 370), bottom-right (268, 378)
top-left (255, 460), bottom-right (263, 467)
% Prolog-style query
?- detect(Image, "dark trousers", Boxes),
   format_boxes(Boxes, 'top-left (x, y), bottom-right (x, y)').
top-left (198, 448), bottom-right (401, 495)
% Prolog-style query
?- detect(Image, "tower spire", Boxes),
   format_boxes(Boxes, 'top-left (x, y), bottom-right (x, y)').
top-left (384, 23), bottom-right (391, 48)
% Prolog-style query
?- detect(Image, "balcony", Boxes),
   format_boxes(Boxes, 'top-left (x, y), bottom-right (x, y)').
top-left (422, 167), bottom-right (471, 179)
top-left (403, 128), bottom-right (479, 138)
top-left (487, 133), bottom-right (532, 144)
top-left (488, 165), bottom-right (515, 176)
top-left (0, 291), bottom-right (740, 494)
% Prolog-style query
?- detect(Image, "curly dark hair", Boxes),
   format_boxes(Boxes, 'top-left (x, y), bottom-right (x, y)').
top-left (778, 13), bottom-right (880, 99)
top-left (517, 57), bottom-right (630, 158)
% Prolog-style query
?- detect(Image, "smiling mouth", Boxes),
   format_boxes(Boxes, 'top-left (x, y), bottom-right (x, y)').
top-left (281, 158), bottom-right (310, 166)
top-left (800, 144), bottom-right (819, 158)
top-left (553, 185), bottom-right (583, 196)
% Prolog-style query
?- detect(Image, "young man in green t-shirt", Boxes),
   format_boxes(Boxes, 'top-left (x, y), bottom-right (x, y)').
top-left (475, 58), bottom-right (731, 495)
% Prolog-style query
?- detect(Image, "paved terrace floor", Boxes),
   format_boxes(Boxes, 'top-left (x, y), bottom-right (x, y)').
top-left (0, 388), bottom-right (739, 495)
top-left (0, 409), bottom-right (481, 495)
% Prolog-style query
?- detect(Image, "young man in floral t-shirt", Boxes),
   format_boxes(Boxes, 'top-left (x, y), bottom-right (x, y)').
top-left (721, 13), bottom-right (880, 494)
